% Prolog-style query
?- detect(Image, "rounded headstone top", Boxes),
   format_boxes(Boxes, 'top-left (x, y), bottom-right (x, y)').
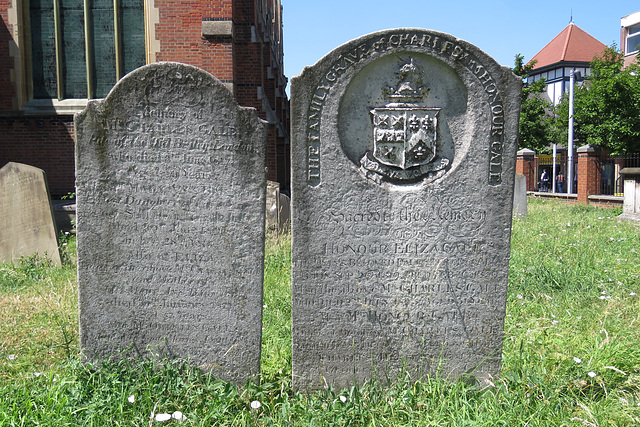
top-left (292, 27), bottom-right (522, 189)
top-left (78, 62), bottom-right (241, 121)
top-left (296, 28), bottom-right (514, 80)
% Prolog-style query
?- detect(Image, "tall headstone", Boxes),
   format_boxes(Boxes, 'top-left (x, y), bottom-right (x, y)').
top-left (75, 62), bottom-right (268, 384)
top-left (291, 29), bottom-right (521, 390)
top-left (0, 162), bottom-right (61, 266)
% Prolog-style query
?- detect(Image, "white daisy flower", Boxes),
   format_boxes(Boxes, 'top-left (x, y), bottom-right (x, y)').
top-left (155, 413), bottom-right (171, 422)
top-left (172, 411), bottom-right (186, 422)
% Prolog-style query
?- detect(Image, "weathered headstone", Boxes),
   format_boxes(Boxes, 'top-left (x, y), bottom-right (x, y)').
top-left (513, 173), bottom-right (527, 216)
top-left (618, 168), bottom-right (640, 222)
top-left (278, 192), bottom-right (291, 231)
top-left (266, 181), bottom-right (281, 231)
top-left (75, 62), bottom-right (268, 384)
top-left (291, 29), bottom-right (521, 390)
top-left (266, 181), bottom-right (291, 233)
top-left (0, 162), bottom-right (61, 266)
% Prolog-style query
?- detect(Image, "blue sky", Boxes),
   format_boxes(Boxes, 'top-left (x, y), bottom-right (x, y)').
top-left (282, 0), bottom-right (638, 87)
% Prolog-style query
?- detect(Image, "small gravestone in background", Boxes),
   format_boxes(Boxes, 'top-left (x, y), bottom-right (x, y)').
top-left (266, 181), bottom-right (291, 233)
top-left (291, 29), bottom-right (522, 391)
top-left (75, 62), bottom-right (268, 384)
top-left (278, 192), bottom-right (291, 231)
top-left (513, 173), bottom-right (527, 216)
top-left (266, 181), bottom-right (281, 231)
top-left (618, 168), bottom-right (640, 222)
top-left (0, 162), bottom-right (61, 266)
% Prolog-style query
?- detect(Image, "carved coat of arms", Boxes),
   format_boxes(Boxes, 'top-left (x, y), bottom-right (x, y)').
top-left (361, 58), bottom-right (449, 182)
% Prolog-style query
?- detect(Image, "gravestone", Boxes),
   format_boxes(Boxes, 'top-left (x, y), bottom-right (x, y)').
top-left (266, 181), bottom-right (280, 231)
top-left (618, 168), bottom-right (640, 222)
top-left (278, 192), bottom-right (291, 231)
top-left (291, 29), bottom-right (521, 390)
top-left (513, 173), bottom-right (527, 216)
top-left (266, 181), bottom-right (291, 233)
top-left (0, 162), bottom-right (61, 266)
top-left (75, 62), bottom-right (268, 384)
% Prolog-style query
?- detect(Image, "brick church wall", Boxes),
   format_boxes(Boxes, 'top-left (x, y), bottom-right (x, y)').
top-left (0, 0), bottom-right (290, 196)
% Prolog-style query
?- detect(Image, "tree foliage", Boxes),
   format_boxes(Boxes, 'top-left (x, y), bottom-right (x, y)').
top-left (513, 54), bottom-right (555, 153)
top-left (569, 47), bottom-right (640, 154)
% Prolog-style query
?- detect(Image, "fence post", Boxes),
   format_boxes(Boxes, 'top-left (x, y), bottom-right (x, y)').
top-left (614, 158), bottom-right (625, 195)
top-left (577, 144), bottom-right (601, 204)
top-left (516, 149), bottom-right (536, 192)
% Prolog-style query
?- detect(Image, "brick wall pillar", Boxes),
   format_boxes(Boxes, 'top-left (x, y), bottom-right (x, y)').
top-left (577, 144), bottom-right (601, 204)
top-left (516, 148), bottom-right (536, 192)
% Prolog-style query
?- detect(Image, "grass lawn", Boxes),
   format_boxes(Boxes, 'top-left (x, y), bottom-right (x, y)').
top-left (0, 198), bottom-right (639, 425)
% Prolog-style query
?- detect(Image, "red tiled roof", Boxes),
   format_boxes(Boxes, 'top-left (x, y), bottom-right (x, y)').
top-left (529, 23), bottom-right (608, 69)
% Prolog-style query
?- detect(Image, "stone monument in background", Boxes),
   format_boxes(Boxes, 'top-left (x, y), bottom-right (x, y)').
top-left (266, 181), bottom-right (291, 233)
top-left (513, 173), bottom-right (527, 217)
top-left (0, 162), bottom-right (61, 266)
top-left (75, 62), bottom-right (268, 384)
top-left (618, 168), bottom-right (640, 222)
top-left (291, 29), bottom-right (522, 390)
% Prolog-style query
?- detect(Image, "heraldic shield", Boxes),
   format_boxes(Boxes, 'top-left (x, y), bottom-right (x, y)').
top-left (371, 107), bottom-right (439, 170)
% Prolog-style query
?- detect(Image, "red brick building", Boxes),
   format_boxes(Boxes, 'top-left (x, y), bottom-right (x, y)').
top-left (0, 0), bottom-right (289, 197)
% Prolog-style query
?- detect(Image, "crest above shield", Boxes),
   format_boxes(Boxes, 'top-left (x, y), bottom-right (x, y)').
top-left (362, 57), bottom-right (449, 182)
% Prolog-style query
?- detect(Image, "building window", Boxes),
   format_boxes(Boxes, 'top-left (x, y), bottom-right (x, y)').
top-left (28, 0), bottom-right (145, 100)
top-left (627, 24), bottom-right (640, 55)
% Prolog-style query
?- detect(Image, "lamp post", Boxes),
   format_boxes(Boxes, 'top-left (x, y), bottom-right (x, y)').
top-left (552, 143), bottom-right (557, 192)
top-left (567, 69), bottom-right (582, 194)
top-left (568, 70), bottom-right (575, 194)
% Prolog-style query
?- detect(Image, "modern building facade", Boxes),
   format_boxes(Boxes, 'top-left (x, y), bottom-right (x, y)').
top-left (0, 0), bottom-right (290, 197)
top-left (621, 10), bottom-right (640, 68)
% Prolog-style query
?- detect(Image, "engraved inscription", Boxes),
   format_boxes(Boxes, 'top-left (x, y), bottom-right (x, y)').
top-left (292, 28), bottom-right (520, 391)
top-left (76, 63), bottom-right (267, 385)
top-left (304, 30), bottom-right (506, 187)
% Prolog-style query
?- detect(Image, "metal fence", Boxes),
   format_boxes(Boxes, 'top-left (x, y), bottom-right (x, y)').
top-left (535, 153), bottom-right (572, 193)
top-left (597, 153), bottom-right (640, 196)
top-left (527, 152), bottom-right (640, 196)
